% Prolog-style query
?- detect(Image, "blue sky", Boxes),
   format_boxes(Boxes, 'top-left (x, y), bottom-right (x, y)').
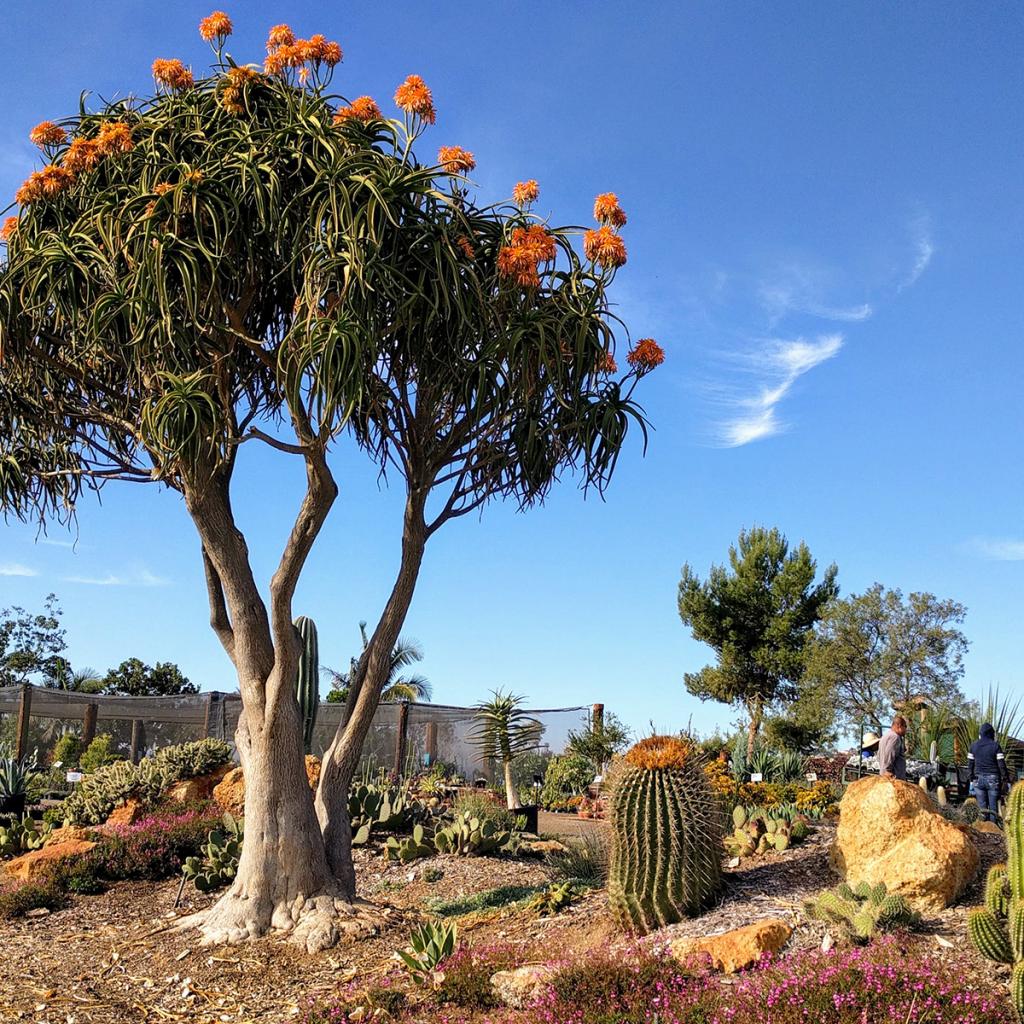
top-left (1, 2), bottom-right (1022, 740)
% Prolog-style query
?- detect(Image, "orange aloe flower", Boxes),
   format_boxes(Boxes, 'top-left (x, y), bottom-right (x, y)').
top-left (1, 217), bottom-right (17, 242)
top-left (394, 75), bottom-right (436, 124)
top-left (266, 24), bottom-right (295, 51)
top-left (438, 145), bottom-right (475, 174)
top-left (333, 96), bottom-right (382, 124)
top-left (512, 179), bottom-right (539, 206)
top-left (583, 226), bottom-right (627, 269)
top-left (305, 34), bottom-right (343, 66)
top-left (152, 58), bottom-right (194, 91)
top-left (220, 66), bottom-right (260, 114)
top-left (456, 235), bottom-right (475, 259)
top-left (96, 121), bottom-right (133, 156)
top-left (16, 166), bottom-right (74, 204)
top-left (29, 121), bottom-right (67, 148)
top-left (626, 338), bottom-right (665, 373)
top-left (63, 138), bottom-right (101, 175)
top-left (497, 225), bottom-right (558, 287)
top-left (593, 192), bottom-right (627, 228)
top-left (199, 10), bottom-right (233, 42)
top-left (154, 182), bottom-right (175, 196)
top-left (598, 351), bottom-right (618, 374)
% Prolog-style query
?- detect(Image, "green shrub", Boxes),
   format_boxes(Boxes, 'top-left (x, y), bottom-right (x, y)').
top-left (0, 880), bottom-right (67, 919)
top-left (540, 754), bottom-right (596, 810)
top-left (546, 830), bottom-right (609, 886)
top-left (434, 944), bottom-right (519, 1008)
top-left (426, 883), bottom-right (542, 917)
top-left (452, 791), bottom-right (517, 832)
top-left (50, 733), bottom-right (82, 768)
top-left (79, 734), bottom-right (121, 773)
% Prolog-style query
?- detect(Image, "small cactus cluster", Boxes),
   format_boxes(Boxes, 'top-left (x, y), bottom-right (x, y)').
top-left (804, 881), bottom-right (920, 942)
top-left (433, 810), bottom-right (511, 855)
top-left (528, 880), bottom-right (579, 917)
top-left (607, 736), bottom-right (723, 934)
top-left (725, 805), bottom-right (811, 858)
top-left (0, 815), bottom-right (51, 858)
top-left (349, 778), bottom-right (427, 845)
top-left (967, 781), bottom-right (1024, 1019)
top-left (182, 813), bottom-right (243, 892)
top-left (386, 824), bottom-right (436, 864)
top-left (293, 616), bottom-right (320, 755)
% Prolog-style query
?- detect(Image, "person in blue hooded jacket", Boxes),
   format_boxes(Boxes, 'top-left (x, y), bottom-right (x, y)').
top-left (968, 722), bottom-right (1010, 824)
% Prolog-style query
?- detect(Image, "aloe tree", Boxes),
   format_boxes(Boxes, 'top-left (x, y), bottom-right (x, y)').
top-left (324, 622), bottom-right (432, 704)
top-left (471, 690), bottom-right (544, 808)
top-left (0, 15), bottom-right (658, 949)
top-left (955, 685), bottom-right (1024, 769)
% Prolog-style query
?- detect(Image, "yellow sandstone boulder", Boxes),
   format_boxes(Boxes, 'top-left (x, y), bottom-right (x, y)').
top-left (830, 776), bottom-right (979, 912)
top-left (670, 918), bottom-right (792, 974)
top-left (3, 839), bottom-right (97, 882)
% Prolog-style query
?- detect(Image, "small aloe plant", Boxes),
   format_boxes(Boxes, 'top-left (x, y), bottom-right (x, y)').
top-left (396, 920), bottom-right (457, 983)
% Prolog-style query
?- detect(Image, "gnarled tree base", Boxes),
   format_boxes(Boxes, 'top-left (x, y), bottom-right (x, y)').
top-left (173, 885), bottom-right (381, 953)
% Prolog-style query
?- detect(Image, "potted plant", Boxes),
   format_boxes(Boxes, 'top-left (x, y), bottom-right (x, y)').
top-left (0, 752), bottom-right (37, 817)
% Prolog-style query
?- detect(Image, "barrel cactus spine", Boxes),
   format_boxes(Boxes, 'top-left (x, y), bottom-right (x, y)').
top-left (607, 735), bottom-right (723, 934)
top-left (293, 616), bottom-right (319, 755)
top-left (967, 780), bottom-right (1024, 1018)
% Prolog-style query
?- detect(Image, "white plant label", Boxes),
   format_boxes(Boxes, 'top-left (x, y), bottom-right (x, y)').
top-left (750, 772), bottom-right (764, 783)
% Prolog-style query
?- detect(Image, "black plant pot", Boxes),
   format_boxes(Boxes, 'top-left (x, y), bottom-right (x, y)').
top-left (0, 793), bottom-right (26, 817)
top-left (516, 803), bottom-right (539, 834)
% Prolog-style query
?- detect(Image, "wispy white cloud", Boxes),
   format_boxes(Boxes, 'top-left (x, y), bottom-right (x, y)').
top-left (0, 563), bottom-right (38, 577)
top-left (899, 218), bottom-right (934, 291)
top-left (39, 537), bottom-right (82, 550)
top-left (967, 537), bottom-right (1024, 562)
top-left (757, 264), bottom-right (872, 327)
top-left (713, 334), bottom-right (844, 447)
top-left (62, 566), bottom-right (169, 587)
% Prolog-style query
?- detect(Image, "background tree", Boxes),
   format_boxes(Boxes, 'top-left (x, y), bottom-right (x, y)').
top-left (323, 622), bottom-right (431, 704)
top-left (100, 658), bottom-right (196, 696)
top-left (802, 584), bottom-right (970, 737)
top-left (0, 594), bottom-right (67, 686)
top-left (470, 690), bottom-right (544, 808)
top-left (678, 526), bottom-right (838, 758)
top-left (566, 711), bottom-right (631, 770)
top-left (44, 658), bottom-right (104, 693)
top-left (0, 16), bottom-right (656, 948)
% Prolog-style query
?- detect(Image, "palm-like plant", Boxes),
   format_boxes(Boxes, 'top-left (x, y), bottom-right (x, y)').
top-left (323, 622), bottom-right (431, 704)
top-left (470, 689), bottom-right (543, 809)
top-left (954, 686), bottom-right (1024, 767)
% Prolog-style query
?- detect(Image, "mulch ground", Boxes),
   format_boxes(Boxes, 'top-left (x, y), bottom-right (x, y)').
top-left (0, 823), bottom-right (1010, 1024)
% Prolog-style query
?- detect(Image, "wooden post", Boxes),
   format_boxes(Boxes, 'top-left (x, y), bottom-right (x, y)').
top-left (82, 703), bottom-right (98, 748)
top-left (424, 721), bottom-right (438, 767)
top-left (202, 692), bottom-right (217, 739)
top-left (129, 719), bottom-right (145, 764)
top-left (591, 703), bottom-right (604, 732)
top-left (14, 684), bottom-right (32, 761)
top-left (393, 701), bottom-right (410, 778)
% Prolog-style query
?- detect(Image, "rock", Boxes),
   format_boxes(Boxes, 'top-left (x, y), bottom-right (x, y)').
top-left (670, 918), bottom-right (792, 974)
top-left (490, 965), bottom-right (557, 1008)
top-left (105, 797), bottom-right (147, 828)
top-left (830, 776), bottom-right (979, 912)
top-left (213, 755), bottom-right (321, 816)
top-left (165, 762), bottom-right (232, 804)
top-left (521, 839), bottom-right (569, 857)
top-left (973, 821), bottom-right (1003, 836)
top-left (3, 839), bottom-right (98, 882)
top-left (43, 825), bottom-right (94, 847)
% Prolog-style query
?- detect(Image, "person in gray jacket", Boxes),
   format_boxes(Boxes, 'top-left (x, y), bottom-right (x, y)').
top-left (969, 722), bottom-right (1010, 825)
top-left (878, 716), bottom-right (908, 781)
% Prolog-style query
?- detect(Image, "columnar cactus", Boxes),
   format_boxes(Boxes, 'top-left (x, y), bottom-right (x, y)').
top-left (607, 736), bottom-right (723, 933)
top-left (968, 781), bottom-right (1024, 1019)
top-left (293, 616), bottom-right (320, 755)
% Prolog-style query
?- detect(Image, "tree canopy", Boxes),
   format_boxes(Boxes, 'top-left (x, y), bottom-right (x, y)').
top-left (0, 594), bottom-right (66, 686)
top-left (100, 657), bottom-right (196, 697)
top-left (678, 526), bottom-right (838, 756)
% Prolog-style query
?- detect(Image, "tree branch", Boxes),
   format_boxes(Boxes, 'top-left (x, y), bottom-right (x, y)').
top-left (202, 546), bottom-right (236, 662)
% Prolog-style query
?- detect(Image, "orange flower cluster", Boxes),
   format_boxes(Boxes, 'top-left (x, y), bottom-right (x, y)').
top-left (497, 224), bottom-right (557, 288)
top-left (333, 96), bottom-right (382, 125)
top-left (154, 182), bottom-right (175, 196)
top-left (63, 138), bottom-right (100, 175)
top-left (512, 179), bottom-right (539, 206)
top-left (96, 121), bottom-right (133, 156)
top-left (626, 337), bottom-right (665, 373)
top-left (593, 192), bottom-right (627, 228)
top-left (583, 225), bottom-right (627, 269)
top-left (15, 166), bottom-right (75, 205)
top-left (438, 145), bottom-right (475, 174)
top-left (199, 10), bottom-right (233, 42)
top-left (598, 351), bottom-right (618, 374)
top-left (624, 735), bottom-right (693, 771)
top-left (152, 58), bottom-right (194, 91)
top-left (29, 121), bottom-right (66, 148)
top-left (456, 235), bottom-right (475, 259)
top-left (264, 31), bottom-right (342, 75)
top-left (1, 216), bottom-right (17, 242)
top-left (394, 75), bottom-right (435, 124)
top-left (220, 66), bottom-right (260, 114)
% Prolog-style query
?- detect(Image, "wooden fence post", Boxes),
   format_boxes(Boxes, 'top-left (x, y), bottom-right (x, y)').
top-left (591, 703), bottom-right (604, 732)
top-left (129, 719), bottom-right (145, 764)
top-left (14, 684), bottom-right (32, 761)
top-left (424, 721), bottom-right (438, 767)
top-left (393, 702), bottom-right (410, 778)
top-left (202, 692), bottom-right (217, 739)
top-left (82, 702), bottom-right (98, 748)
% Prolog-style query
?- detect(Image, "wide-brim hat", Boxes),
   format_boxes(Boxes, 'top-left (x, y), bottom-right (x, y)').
top-left (862, 732), bottom-right (881, 750)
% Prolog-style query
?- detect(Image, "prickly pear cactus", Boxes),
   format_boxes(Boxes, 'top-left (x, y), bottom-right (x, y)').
top-left (607, 736), bottom-right (723, 933)
top-left (967, 780), bottom-right (1024, 1020)
top-left (294, 616), bottom-right (320, 755)
top-left (805, 880), bottom-right (919, 942)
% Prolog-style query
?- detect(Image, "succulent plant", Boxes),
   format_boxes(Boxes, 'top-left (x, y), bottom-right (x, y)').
top-left (182, 813), bottom-right (244, 892)
top-left (805, 881), bottom-right (920, 942)
top-left (349, 778), bottom-right (425, 845)
top-left (397, 920), bottom-right (457, 983)
top-left (433, 810), bottom-right (511, 856)
top-left (724, 805), bottom-right (812, 859)
top-left (386, 824), bottom-right (436, 864)
top-left (151, 738), bottom-right (232, 780)
top-left (0, 752), bottom-right (37, 798)
top-left (293, 615), bottom-right (320, 755)
top-left (967, 781), bottom-right (1024, 1019)
top-left (606, 736), bottom-right (723, 933)
top-left (0, 815), bottom-right (51, 858)
top-left (529, 881), bottom-right (578, 917)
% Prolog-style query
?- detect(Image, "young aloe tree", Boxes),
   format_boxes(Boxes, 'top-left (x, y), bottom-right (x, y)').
top-left (0, 13), bottom-right (660, 948)
top-left (471, 690), bottom-right (544, 808)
